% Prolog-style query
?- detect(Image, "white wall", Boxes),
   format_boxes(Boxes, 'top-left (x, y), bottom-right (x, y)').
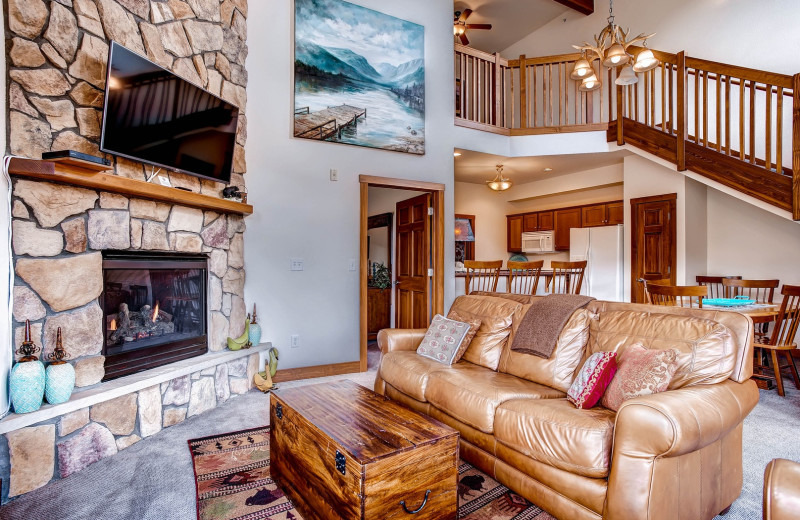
top-left (455, 163), bottom-right (624, 265)
top-left (244, 0), bottom-right (454, 369)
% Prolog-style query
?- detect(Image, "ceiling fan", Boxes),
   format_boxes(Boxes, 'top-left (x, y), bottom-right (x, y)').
top-left (453, 9), bottom-right (492, 46)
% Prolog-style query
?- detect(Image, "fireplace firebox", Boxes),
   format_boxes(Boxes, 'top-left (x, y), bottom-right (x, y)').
top-left (102, 252), bottom-right (208, 381)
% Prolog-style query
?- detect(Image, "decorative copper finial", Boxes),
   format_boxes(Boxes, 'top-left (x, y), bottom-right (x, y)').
top-left (48, 327), bottom-right (68, 365)
top-left (16, 319), bottom-right (41, 361)
top-left (251, 303), bottom-right (258, 325)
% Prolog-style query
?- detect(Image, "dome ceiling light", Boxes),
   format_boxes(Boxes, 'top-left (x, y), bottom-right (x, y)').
top-left (487, 164), bottom-right (512, 192)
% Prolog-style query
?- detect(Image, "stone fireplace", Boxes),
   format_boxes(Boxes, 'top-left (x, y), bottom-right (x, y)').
top-left (102, 252), bottom-right (209, 380)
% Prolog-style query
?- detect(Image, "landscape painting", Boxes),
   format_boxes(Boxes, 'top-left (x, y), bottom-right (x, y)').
top-left (294, 0), bottom-right (425, 155)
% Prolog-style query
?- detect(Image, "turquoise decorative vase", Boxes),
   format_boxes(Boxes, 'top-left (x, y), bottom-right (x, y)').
top-left (10, 360), bottom-right (46, 414)
top-left (45, 363), bottom-right (75, 405)
top-left (249, 323), bottom-right (262, 346)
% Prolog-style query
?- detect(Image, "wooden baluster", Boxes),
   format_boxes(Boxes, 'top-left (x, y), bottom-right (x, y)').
top-left (597, 65), bottom-right (603, 125)
top-left (702, 70), bottom-right (708, 147)
top-left (725, 75), bottom-right (731, 155)
top-left (532, 65), bottom-right (537, 128)
top-left (669, 64), bottom-right (674, 134)
top-left (565, 63), bottom-right (570, 125)
top-left (694, 69), bottom-right (700, 143)
top-left (559, 63), bottom-right (564, 126)
top-left (493, 53), bottom-right (501, 126)
top-left (661, 64), bottom-right (666, 131)
top-left (643, 71), bottom-right (649, 125)
top-left (793, 73), bottom-right (800, 221)
top-left (740, 78), bottom-right (746, 160)
top-left (519, 55), bottom-right (527, 129)
top-left (750, 80), bottom-right (756, 164)
top-left (627, 84), bottom-right (632, 119)
top-left (477, 60), bottom-right (482, 123)
top-left (617, 83), bottom-right (624, 145)
top-left (676, 51), bottom-right (687, 170)
top-left (777, 87), bottom-right (783, 173)
top-left (634, 78), bottom-right (639, 122)
top-left (549, 63), bottom-right (554, 126)
top-left (766, 84), bottom-right (773, 171)
top-left (510, 64), bottom-right (515, 128)
top-left (715, 73), bottom-right (721, 151)
top-left (460, 53), bottom-right (466, 120)
top-left (607, 68), bottom-right (613, 123)
top-left (650, 68), bottom-right (656, 127)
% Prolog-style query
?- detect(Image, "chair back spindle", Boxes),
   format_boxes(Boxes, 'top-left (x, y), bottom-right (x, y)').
top-left (549, 261), bottom-right (587, 295)
top-left (647, 283), bottom-right (708, 308)
top-left (722, 278), bottom-right (779, 304)
top-left (464, 260), bottom-right (503, 294)
top-left (696, 275), bottom-right (742, 298)
top-left (507, 260), bottom-right (544, 295)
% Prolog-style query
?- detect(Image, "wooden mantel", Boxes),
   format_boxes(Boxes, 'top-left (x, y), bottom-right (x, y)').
top-left (8, 158), bottom-right (253, 216)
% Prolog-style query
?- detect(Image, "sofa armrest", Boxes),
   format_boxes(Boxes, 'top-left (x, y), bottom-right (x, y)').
top-left (605, 379), bottom-right (759, 519)
top-left (377, 328), bottom-right (427, 355)
top-left (764, 459), bottom-right (800, 520)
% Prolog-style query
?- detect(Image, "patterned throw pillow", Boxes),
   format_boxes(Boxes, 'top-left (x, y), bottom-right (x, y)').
top-left (446, 310), bottom-right (481, 362)
top-left (601, 344), bottom-right (679, 412)
top-left (567, 352), bottom-right (618, 409)
top-left (416, 314), bottom-right (477, 365)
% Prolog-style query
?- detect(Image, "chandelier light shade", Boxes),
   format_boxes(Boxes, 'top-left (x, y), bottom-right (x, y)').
top-left (579, 73), bottom-right (602, 92)
top-left (602, 42), bottom-right (629, 67)
top-left (570, 56), bottom-right (593, 80)
top-left (487, 164), bottom-right (512, 192)
top-left (633, 48), bottom-right (659, 72)
top-left (615, 65), bottom-right (638, 85)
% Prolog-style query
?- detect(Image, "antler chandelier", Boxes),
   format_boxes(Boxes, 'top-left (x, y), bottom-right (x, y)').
top-left (569, 0), bottom-right (659, 91)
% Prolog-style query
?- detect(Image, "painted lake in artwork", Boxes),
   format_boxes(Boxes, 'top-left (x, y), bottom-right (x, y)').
top-left (294, 0), bottom-right (425, 154)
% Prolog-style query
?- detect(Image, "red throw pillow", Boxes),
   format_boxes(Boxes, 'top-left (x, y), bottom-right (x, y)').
top-left (567, 352), bottom-right (618, 409)
top-left (601, 344), bottom-right (679, 412)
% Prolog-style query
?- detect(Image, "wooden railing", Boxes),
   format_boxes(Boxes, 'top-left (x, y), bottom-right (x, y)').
top-left (455, 44), bottom-right (800, 220)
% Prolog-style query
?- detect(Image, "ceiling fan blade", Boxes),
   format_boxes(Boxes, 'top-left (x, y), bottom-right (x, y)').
top-left (458, 9), bottom-right (472, 22)
top-left (466, 24), bottom-right (492, 30)
top-left (459, 33), bottom-right (469, 46)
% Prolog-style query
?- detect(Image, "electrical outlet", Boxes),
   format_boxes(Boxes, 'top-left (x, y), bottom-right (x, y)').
top-left (330, 169), bottom-right (338, 181)
top-left (290, 334), bottom-right (300, 348)
top-left (290, 258), bottom-right (304, 271)
top-left (349, 259), bottom-right (357, 271)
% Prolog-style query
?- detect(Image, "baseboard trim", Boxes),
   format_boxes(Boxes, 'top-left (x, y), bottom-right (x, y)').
top-left (272, 361), bottom-right (362, 383)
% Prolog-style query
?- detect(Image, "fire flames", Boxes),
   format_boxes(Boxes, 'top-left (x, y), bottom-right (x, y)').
top-left (110, 318), bottom-right (117, 331)
top-left (152, 301), bottom-right (160, 322)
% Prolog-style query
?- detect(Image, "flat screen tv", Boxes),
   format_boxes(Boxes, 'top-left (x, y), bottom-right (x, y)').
top-left (100, 42), bottom-right (239, 184)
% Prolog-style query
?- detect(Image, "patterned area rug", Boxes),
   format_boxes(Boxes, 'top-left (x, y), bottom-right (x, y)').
top-left (188, 426), bottom-right (554, 520)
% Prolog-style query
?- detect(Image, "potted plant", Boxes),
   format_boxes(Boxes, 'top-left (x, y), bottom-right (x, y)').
top-left (370, 262), bottom-right (391, 290)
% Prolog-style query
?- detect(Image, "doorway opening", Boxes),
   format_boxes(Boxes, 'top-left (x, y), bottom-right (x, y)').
top-left (359, 175), bottom-right (445, 372)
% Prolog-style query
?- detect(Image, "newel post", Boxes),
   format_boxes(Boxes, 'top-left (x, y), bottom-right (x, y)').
top-left (676, 51), bottom-right (688, 171)
top-left (519, 55), bottom-right (527, 129)
top-left (792, 73), bottom-right (800, 220)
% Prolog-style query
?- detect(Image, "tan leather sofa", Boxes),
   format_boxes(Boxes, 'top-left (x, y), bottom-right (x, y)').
top-left (763, 459), bottom-right (800, 520)
top-left (374, 293), bottom-right (759, 520)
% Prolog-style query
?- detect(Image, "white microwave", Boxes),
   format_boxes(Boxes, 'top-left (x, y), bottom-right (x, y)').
top-left (521, 231), bottom-right (555, 253)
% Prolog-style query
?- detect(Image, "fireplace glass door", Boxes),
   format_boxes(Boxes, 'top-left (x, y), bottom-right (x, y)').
top-left (102, 253), bottom-right (208, 380)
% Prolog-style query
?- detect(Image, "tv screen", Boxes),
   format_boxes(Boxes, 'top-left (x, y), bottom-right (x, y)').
top-left (100, 42), bottom-right (239, 184)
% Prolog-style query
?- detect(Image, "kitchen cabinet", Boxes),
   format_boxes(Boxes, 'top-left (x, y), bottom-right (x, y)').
top-left (582, 201), bottom-right (624, 227)
top-left (507, 215), bottom-right (523, 253)
top-left (522, 213), bottom-right (538, 232)
top-left (554, 208), bottom-right (581, 251)
top-left (537, 211), bottom-right (554, 230)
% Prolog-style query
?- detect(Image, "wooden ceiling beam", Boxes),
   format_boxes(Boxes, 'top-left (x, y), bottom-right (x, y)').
top-left (552, 0), bottom-right (594, 16)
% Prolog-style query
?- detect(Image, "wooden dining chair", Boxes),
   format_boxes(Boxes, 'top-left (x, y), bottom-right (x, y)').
top-left (643, 278), bottom-right (672, 304)
top-left (722, 278), bottom-right (780, 303)
top-left (646, 283), bottom-right (708, 308)
top-left (507, 260), bottom-right (544, 295)
top-left (696, 275), bottom-right (742, 299)
top-left (754, 285), bottom-right (800, 397)
top-left (549, 260), bottom-right (587, 295)
top-left (464, 260), bottom-right (502, 294)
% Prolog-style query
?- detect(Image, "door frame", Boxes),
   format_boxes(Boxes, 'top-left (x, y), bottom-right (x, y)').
top-left (629, 193), bottom-right (677, 303)
top-left (359, 175), bottom-right (445, 372)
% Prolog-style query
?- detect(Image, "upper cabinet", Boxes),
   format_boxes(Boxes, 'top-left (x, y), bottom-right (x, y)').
top-left (538, 211), bottom-right (554, 231)
top-left (582, 201), bottom-right (624, 227)
top-left (507, 215), bottom-right (523, 253)
top-left (554, 208), bottom-right (581, 251)
top-left (522, 213), bottom-right (538, 232)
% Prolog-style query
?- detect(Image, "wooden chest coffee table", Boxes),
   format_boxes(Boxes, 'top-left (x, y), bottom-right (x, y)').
top-left (270, 380), bottom-right (459, 520)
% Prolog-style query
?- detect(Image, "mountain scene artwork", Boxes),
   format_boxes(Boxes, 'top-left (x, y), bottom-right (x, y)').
top-left (294, 0), bottom-right (425, 154)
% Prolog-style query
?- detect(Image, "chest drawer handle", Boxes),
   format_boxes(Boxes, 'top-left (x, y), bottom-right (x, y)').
top-left (400, 489), bottom-right (431, 514)
top-left (275, 403), bottom-right (283, 420)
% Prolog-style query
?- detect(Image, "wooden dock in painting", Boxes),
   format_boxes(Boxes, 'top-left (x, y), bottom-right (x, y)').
top-left (294, 104), bottom-right (367, 140)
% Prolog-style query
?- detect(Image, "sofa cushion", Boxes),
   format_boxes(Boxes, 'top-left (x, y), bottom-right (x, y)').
top-left (494, 398), bottom-right (616, 479)
top-left (416, 314), bottom-right (479, 365)
top-left (567, 351), bottom-right (618, 409)
top-left (379, 351), bottom-right (448, 402)
top-left (498, 308), bottom-right (593, 392)
top-left (584, 310), bottom-right (735, 389)
top-left (425, 364), bottom-right (564, 434)
top-left (448, 295), bottom-right (524, 370)
top-left (601, 344), bottom-right (679, 411)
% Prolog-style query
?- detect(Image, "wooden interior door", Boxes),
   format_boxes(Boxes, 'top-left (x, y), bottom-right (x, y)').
top-left (395, 193), bottom-right (431, 328)
top-left (630, 194), bottom-right (677, 303)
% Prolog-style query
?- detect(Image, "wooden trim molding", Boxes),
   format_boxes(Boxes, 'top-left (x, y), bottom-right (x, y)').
top-left (8, 158), bottom-right (253, 215)
top-left (552, 0), bottom-right (594, 15)
top-left (271, 361), bottom-right (361, 383)
top-left (359, 175), bottom-right (444, 192)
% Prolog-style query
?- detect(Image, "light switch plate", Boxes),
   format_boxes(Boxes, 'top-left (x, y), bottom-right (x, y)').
top-left (349, 259), bottom-right (357, 271)
top-left (330, 169), bottom-right (338, 181)
top-left (290, 258), bottom-right (304, 271)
